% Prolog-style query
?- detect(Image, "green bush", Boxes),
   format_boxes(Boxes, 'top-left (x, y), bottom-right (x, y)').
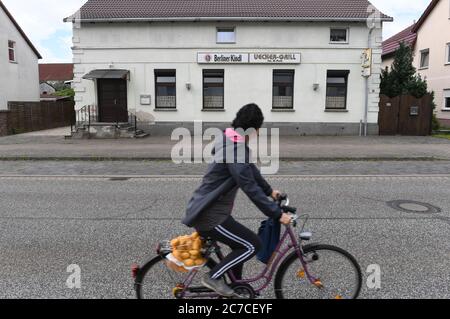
top-left (55, 88), bottom-right (75, 100)
top-left (380, 42), bottom-right (429, 98)
top-left (432, 114), bottom-right (440, 131)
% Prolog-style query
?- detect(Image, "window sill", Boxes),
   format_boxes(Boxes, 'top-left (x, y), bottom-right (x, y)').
top-left (272, 109), bottom-right (295, 112)
top-left (325, 109), bottom-right (349, 113)
top-left (418, 67), bottom-right (429, 70)
top-left (329, 42), bottom-right (349, 45)
top-left (202, 108), bottom-right (225, 112)
top-left (441, 109), bottom-right (450, 112)
top-left (154, 108), bottom-right (177, 112)
top-left (9, 61), bottom-right (18, 64)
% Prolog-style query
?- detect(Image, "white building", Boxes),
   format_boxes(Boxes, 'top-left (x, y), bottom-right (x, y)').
top-left (0, 1), bottom-right (41, 110)
top-left (66, 0), bottom-right (392, 136)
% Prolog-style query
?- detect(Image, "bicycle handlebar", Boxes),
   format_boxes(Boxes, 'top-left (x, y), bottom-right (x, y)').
top-left (276, 193), bottom-right (299, 225)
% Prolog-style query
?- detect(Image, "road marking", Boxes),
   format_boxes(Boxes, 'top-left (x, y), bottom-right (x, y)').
top-left (0, 174), bottom-right (450, 180)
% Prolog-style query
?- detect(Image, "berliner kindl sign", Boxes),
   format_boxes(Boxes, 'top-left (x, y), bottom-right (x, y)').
top-left (198, 53), bottom-right (301, 64)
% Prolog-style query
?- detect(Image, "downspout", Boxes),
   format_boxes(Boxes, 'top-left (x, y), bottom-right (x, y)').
top-left (364, 26), bottom-right (375, 136)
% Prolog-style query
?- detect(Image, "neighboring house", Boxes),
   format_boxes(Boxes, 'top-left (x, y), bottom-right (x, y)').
top-left (0, 0), bottom-right (41, 110)
top-left (382, 0), bottom-right (450, 127)
top-left (39, 82), bottom-right (56, 96)
top-left (66, 0), bottom-right (392, 135)
top-left (381, 24), bottom-right (417, 70)
top-left (39, 63), bottom-right (74, 100)
top-left (39, 63), bottom-right (74, 89)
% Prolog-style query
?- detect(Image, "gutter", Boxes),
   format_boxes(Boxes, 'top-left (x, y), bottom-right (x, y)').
top-left (64, 16), bottom-right (394, 23)
top-left (364, 26), bottom-right (375, 137)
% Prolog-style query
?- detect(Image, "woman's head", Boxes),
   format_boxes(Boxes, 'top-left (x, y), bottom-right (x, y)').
top-left (231, 103), bottom-right (264, 132)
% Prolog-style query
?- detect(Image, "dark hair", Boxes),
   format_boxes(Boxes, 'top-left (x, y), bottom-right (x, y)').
top-left (231, 103), bottom-right (264, 131)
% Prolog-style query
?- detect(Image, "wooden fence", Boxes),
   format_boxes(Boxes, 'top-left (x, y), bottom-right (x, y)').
top-left (378, 94), bottom-right (433, 136)
top-left (0, 101), bottom-right (75, 136)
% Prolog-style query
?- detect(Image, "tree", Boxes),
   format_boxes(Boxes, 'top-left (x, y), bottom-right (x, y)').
top-left (55, 88), bottom-right (75, 100)
top-left (380, 42), bottom-right (429, 98)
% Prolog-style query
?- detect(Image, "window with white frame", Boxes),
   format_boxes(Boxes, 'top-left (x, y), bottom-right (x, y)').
top-left (8, 40), bottom-right (16, 62)
top-left (330, 28), bottom-right (348, 43)
top-left (446, 43), bottom-right (450, 64)
top-left (444, 90), bottom-right (450, 110)
top-left (217, 27), bottom-right (236, 43)
top-left (419, 49), bottom-right (430, 69)
top-left (326, 70), bottom-right (350, 110)
top-left (273, 70), bottom-right (295, 109)
top-left (155, 70), bottom-right (177, 109)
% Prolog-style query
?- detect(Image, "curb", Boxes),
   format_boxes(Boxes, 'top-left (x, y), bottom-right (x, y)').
top-left (0, 156), bottom-right (447, 162)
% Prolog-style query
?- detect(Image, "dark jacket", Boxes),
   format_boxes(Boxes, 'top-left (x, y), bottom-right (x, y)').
top-left (182, 131), bottom-right (282, 228)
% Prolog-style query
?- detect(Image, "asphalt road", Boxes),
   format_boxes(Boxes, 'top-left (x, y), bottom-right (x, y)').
top-left (0, 173), bottom-right (449, 299)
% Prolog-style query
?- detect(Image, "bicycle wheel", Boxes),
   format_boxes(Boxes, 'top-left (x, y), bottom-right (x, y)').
top-left (274, 244), bottom-right (362, 299)
top-left (135, 255), bottom-right (194, 299)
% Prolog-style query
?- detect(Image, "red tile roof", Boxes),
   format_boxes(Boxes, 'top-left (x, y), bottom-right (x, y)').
top-left (382, 24), bottom-right (417, 57)
top-left (39, 64), bottom-right (74, 82)
top-left (66, 0), bottom-right (392, 22)
top-left (0, 1), bottom-right (42, 59)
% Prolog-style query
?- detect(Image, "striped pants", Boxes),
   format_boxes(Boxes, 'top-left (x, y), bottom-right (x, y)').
top-left (198, 216), bottom-right (262, 280)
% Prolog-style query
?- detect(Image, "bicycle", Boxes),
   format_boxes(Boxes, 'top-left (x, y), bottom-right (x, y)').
top-left (133, 194), bottom-right (362, 299)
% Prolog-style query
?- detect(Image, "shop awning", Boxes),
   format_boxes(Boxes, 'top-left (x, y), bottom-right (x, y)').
top-left (82, 69), bottom-right (129, 80)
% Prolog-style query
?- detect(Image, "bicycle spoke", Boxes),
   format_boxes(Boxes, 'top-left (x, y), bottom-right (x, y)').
top-left (276, 246), bottom-right (361, 299)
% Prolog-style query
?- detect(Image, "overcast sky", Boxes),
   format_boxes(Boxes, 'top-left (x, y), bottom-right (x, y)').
top-left (2, 0), bottom-right (431, 63)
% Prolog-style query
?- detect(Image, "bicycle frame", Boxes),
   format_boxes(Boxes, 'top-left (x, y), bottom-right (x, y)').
top-left (179, 224), bottom-right (318, 298)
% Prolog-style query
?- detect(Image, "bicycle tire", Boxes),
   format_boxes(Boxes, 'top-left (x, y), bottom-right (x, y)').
top-left (135, 255), bottom-right (167, 299)
top-left (135, 254), bottom-right (214, 299)
top-left (274, 244), bottom-right (362, 299)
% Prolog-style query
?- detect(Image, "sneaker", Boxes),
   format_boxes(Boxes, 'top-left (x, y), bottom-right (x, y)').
top-left (201, 274), bottom-right (235, 297)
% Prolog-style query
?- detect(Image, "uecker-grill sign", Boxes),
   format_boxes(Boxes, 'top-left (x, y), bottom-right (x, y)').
top-left (198, 53), bottom-right (301, 64)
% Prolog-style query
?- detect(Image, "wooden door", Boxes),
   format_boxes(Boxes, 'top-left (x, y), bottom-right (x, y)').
top-left (97, 79), bottom-right (128, 123)
top-left (378, 95), bottom-right (400, 135)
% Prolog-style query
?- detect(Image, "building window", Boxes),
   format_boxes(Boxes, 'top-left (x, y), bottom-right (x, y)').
top-left (155, 70), bottom-right (176, 109)
top-left (446, 43), bottom-right (450, 64)
top-left (8, 40), bottom-right (16, 62)
top-left (419, 49), bottom-right (430, 69)
top-left (330, 28), bottom-right (348, 43)
top-left (203, 70), bottom-right (224, 109)
top-left (444, 90), bottom-right (450, 110)
top-left (273, 70), bottom-right (294, 109)
top-left (326, 70), bottom-right (349, 110)
top-left (217, 27), bottom-right (236, 44)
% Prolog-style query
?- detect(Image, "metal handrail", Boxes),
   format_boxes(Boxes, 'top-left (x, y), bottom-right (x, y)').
top-left (72, 105), bottom-right (98, 135)
top-left (72, 105), bottom-right (139, 137)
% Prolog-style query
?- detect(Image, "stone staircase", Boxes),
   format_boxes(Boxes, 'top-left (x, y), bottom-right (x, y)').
top-left (68, 105), bottom-right (149, 139)
top-left (69, 122), bottom-right (149, 139)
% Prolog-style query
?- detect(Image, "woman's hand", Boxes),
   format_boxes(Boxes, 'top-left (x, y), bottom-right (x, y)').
top-left (271, 190), bottom-right (281, 200)
top-left (279, 213), bottom-right (292, 225)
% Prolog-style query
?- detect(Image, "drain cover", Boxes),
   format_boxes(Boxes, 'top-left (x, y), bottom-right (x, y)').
top-left (387, 200), bottom-right (441, 214)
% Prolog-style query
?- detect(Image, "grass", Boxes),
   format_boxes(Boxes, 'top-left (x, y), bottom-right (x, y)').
top-left (433, 134), bottom-right (450, 140)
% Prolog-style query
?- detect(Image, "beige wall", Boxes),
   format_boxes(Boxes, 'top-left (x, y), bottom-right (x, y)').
top-left (381, 55), bottom-right (394, 71)
top-left (413, 0), bottom-right (450, 121)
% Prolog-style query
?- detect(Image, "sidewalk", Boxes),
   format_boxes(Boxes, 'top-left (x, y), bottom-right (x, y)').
top-left (0, 128), bottom-right (449, 160)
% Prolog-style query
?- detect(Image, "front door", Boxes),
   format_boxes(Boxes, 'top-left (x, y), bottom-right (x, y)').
top-left (97, 79), bottom-right (128, 123)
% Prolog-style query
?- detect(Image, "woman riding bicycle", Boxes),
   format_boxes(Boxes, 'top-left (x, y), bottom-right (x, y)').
top-left (182, 103), bottom-right (291, 297)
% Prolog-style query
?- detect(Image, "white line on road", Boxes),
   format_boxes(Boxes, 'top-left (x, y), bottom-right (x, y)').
top-left (0, 174), bottom-right (450, 180)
